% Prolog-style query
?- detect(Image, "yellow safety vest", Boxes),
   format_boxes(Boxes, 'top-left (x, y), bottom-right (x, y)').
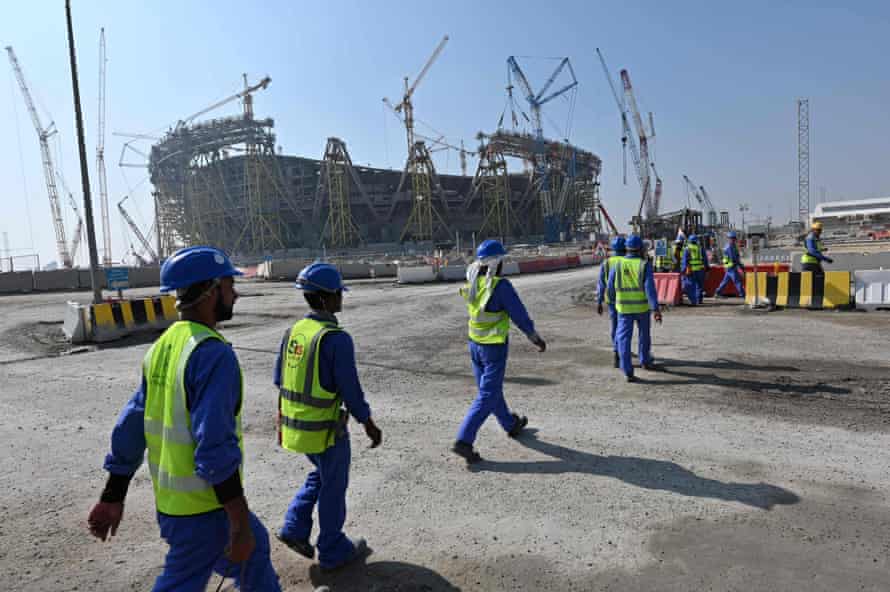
top-left (461, 276), bottom-right (510, 345)
top-left (279, 318), bottom-right (344, 454)
top-left (615, 257), bottom-right (650, 315)
top-left (143, 320), bottom-right (243, 516)
top-left (602, 255), bottom-right (624, 304)
top-left (722, 244), bottom-right (740, 268)
top-left (801, 233), bottom-right (824, 265)
top-left (684, 244), bottom-right (704, 271)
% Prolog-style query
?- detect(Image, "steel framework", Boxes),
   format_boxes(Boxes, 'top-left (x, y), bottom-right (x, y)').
top-left (474, 144), bottom-right (514, 240)
top-left (96, 28), bottom-right (112, 264)
top-left (797, 98), bottom-right (810, 224)
top-left (316, 137), bottom-right (363, 247)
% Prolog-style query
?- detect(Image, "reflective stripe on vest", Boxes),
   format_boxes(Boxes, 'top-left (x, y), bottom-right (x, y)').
top-left (722, 244), bottom-right (739, 268)
top-left (801, 233), bottom-right (824, 265)
top-left (685, 244), bottom-right (704, 271)
top-left (462, 277), bottom-right (510, 345)
top-left (615, 257), bottom-right (650, 314)
top-left (603, 255), bottom-right (623, 304)
top-left (279, 318), bottom-right (343, 454)
top-left (143, 321), bottom-right (243, 516)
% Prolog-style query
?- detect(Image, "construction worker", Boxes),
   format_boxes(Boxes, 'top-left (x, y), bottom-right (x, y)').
top-left (671, 237), bottom-right (685, 272)
top-left (87, 246), bottom-right (281, 591)
top-left (801, 221), bottom-right (833, 273)
top-left (597, 236), bottom-right (626, 368)
top-left (716, 231), bottom-right (746, 298)
top-left (452, 239), bottom-right (546, 463)
top-left (607, 235), bottom-right (663, 382)
top-left (275, 262), bottom-right (381, 570)
top-left (681, 234), bottom-right (709, 305)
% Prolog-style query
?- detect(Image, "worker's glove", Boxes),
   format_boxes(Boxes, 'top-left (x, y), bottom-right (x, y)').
top-left (87, 501), bottom-right (124, 541)
top-left (596, 303), bottom-right (604, 316)
top-left (363, 418), bottom-right (382, 448)
top-left (529, 332), bottom-right (547, 353)
top-left (825, 257), bottom-right (834, 264)
top-left (653, 310), bottom-right (663, 325)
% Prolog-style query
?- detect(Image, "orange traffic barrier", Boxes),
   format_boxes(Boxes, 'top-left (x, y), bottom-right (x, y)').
top-left (654, 272), bottom-right (682, 305)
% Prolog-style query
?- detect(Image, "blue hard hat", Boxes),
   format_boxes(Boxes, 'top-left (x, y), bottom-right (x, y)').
top-left (476, 239), bottom-right (507, 260)
top-left (610, 236), bottom-right (626, 252)
top-left (727, 231), bottom-right (737, 239)
top-left (625, 235), bottom-right (643, 251)
top-left (688, 234), bottom-right (699, 244)
top-left (160, 246), bottom-right (242, 293)
top-left (296, 262), bottom-right (348, 293)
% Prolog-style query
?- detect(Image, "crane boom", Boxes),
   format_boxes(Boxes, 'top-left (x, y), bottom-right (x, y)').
top-left (5, 46), bottom-right (71, 268)
top-left (56, 170), bottom-right (84, 263)
top-left (97, 28), bottom-right (112, 264)
top-left (118, 196), bottom-right (157, 262)
top-left (176, 76), bottom-right (271, 130)
top-left (403, 35), bottom-right (449, 103)
top-left (596, 48), bottom-right (643, 191)
top-left (698, 185), bottom-right (718, 227)
top-left (620, 69), bottom-right (653, 220)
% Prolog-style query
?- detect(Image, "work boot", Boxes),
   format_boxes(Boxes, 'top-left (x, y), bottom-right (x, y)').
top-left (320, 538), bottom-right (369, 572)
top-left (276, 532), bottom-right (315, 560)
top-left (507, 413), bottom-right (528, 438)
top-left (642, 362), bottom-right (658, 371)
top-left (626, 374), bottom-right (639, 383)
top-left (613, 352), bottom-right (620, 368)
top-left (451, 441), bottom-right (482, 464)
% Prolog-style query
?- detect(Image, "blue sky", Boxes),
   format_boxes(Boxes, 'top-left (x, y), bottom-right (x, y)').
top-left (2, 1), bottom-right (890, 266)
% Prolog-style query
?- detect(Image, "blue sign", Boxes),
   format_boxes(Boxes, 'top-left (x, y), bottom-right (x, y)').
top-left (655, 239), bottom-right (668, 257)
top-left (105, 267), bottom-right (129, 290)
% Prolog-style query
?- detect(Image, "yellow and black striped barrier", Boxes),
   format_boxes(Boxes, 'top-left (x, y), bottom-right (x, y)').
top-left (745, 271), bottom-right (851, 309)
top-left (65, 295), bottom-right (179, 343)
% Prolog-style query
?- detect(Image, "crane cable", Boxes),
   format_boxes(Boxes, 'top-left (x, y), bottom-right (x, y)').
top-left (8, 65), bottom-right (36, 255)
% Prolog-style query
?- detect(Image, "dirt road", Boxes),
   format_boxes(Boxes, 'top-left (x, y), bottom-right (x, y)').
top-left (1, 267), bottom-right (888, 591)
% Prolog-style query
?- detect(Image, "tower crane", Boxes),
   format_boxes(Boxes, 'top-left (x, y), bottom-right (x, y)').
top-left (96, 28), bottom-right (112, 265)
top-left (55, 170), bottom-right (84, 264)
top-left (6, 46), bottom-right (72, 268)
top-left (620, 68), bottom-right (655, 222)
top-left (597, 49), bottom-right (642, 191)
top-left (118, 195), bottom-right (158, 263)
top-left (506, 56), bottom-right (578, 242)
top-left (698, 185), bottom-right (718, 227)
top-left (175, 75), bottom-right (271, 131)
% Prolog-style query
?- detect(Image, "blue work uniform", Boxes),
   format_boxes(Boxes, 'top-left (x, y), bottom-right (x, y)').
top-left (456, 278), bottom-right (536, 445)
top-left (716, 242), bottom-right (746, 297)
top-left (597, 257), bottom-right (621, 353)
top-left (273, 311), bottom-right (372, 569)
top-left (681, 246), bottom-right (710, 304)
top-left (103, 341), bottom-right (281, 592)
top-left (607, 256), bottom-right (660, 378)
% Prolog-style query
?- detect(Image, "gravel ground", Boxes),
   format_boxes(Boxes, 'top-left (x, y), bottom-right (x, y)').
top-left (1, 267), bottom-right (888, 591)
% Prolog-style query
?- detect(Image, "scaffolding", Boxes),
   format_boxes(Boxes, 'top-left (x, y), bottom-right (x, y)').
top-left (475, 145), bottom-right (514, 241)
top-left (317, 137), bottom-right (363, 247)
top-left (400, 141), bottom-right (450, 241)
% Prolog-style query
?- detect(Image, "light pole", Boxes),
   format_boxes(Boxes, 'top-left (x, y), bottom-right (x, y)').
top-left (738, 203), bottom-right (750, 236)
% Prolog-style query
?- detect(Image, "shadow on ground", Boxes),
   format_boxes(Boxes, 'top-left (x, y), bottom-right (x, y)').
top-left (309, 556), bottom-right (461, 591)
top-left (473, 430), bottom-right (800, 510)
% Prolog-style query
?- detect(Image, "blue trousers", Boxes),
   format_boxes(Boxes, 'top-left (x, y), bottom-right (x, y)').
top-left (281, 434), bottom-right (355, 569)
top-left (683, 270), bottom-right (705, 304)
top-left (153, 509), bottom-right (280, 591)
top-left (717, 267), bottom-right (746, 297)
top-left (608, 305), bottom-right (618, 352)
top-left (616, 312), bottom-right (652, 377)
top-left (456, 341), bottom-right (518, 445)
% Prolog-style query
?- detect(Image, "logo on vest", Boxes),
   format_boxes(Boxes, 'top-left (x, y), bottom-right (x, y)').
top-left (286, 334), bottom-right (308, 368)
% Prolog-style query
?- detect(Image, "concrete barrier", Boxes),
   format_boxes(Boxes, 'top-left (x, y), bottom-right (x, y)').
top-left (438, 265), bottom-right (468, 282)
top-left (792, 251), bottom-right (890, 273)
top-left (745, 271), bottom-right (851, 309)
top-left (579, 254), bottom-right (596, 266)
top-left (854, 270), bottom-right (890, 310)
top-left (0, 271), bottom-right (34, 293)
top-left (33, 269), bottom-right (79, 291)
top-left (370, 263), bottom-right (397, 278)
top-left (501, 261), bottom-right (520, 276)
top-left (65, 294), bottom-right (179, 343)
top-left (78, 269), bottom-right (106, 290)
top-left (127, 265), bottom-right (162, 288)
top-left (397, 265), bottom-right (437, 284)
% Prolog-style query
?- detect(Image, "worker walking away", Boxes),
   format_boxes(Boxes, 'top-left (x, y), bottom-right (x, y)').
top-left (87, 246), bottom-right (281, 591)
top-left (607, 235), bottom-right (663, 383)
top-left (681, 234), bottom-right (709, 305)
top-left (597, 236), bottom-right (626, 368)
top-left (715, 231), bottom-right (746, 298)
top-left (671, 237), bottom-right (685, 272)
top-left (275, 263), bottom-right (381, 571)
top-left (801, 221), bottom-right (833, 273)
top-left (452, 239), bottom-right (546, 464)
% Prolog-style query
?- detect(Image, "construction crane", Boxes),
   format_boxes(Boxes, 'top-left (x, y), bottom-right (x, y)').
top-left (6, 46), bottom-right (72, 268)
top-left (118, 195), bottom-right (157, 263)
top-left (620, 68), bottom-right (655, 222)
top-left (175, 75), bottom-right (271, 131)
top-left (388, 35), bottom-right (449, 154)
top-left (698, 185), bottom-right (718, 227)
top-left (596, 48), bottom-right (641, 190)
top-left (96, 28), bottom-right (112, 265)
top-left (56, 170), bottom-right (84, 264)
top-left (506, 56), bottom-right (578, 241)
